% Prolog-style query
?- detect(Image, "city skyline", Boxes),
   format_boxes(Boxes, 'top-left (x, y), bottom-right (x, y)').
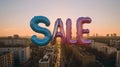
top-left (0, 0), bottom-right (120, 36)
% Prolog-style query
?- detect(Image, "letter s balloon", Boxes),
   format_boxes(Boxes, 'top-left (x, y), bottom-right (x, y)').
top-left (30, 16), bottom-right (51, 46)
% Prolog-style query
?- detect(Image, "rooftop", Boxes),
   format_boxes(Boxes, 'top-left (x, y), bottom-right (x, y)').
top-left (0, 51), bottom-right (13, 56)
top-left (0, 34), bottom-right (30, 40)
top-left (0, 44), bottom-right (29, 48)
top-left (80, 51), bottom-right (94, 56)
top-left (39, 53), bottom-right (52, 63)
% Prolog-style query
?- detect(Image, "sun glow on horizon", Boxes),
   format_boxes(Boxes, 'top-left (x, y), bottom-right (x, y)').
top-left (0, 0), bottom-right (120, 36)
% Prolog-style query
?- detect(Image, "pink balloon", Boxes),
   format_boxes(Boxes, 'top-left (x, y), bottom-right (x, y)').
top-left (51, 17), bottom-right (91, 45)
top-left (77, 17), bottom-right (91, 45)
top-left (51, 18), bottom-right (65, 45)
top-left (66, 18), bottom-right (77, 45)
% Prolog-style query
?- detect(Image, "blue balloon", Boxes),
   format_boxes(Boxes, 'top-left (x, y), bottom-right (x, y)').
top-left (30, 16), bottom-right (51, 46)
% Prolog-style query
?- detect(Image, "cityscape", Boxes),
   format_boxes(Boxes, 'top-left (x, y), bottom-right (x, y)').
top-left (0, 34), bottom-right (120, 67)
top-left (0, 0), bottom-right (120, 67)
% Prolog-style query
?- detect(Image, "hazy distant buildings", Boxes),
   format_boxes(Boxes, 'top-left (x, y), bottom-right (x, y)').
top-left (106, 34), bottom-right (109, 37)
top-left (100, 46), bottom-right (117, 55)
top-left (0, 51), bottom-right (14, 67)
top-left (110, 39), bottom-right (120, 48)
top-left (91, 41), bottom-right (117, 55)
top-left (0, 34), bottom-right (30, 46)
top-left (111, 33), bottom-right (117, 37)
top-left (96, 33), bottom-right (98, 37)
top-left (106, 33), bottom-right (117, 37)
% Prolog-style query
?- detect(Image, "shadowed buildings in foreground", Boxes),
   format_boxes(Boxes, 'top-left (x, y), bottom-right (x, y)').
top-left (0, 35), bottom-right (31, 67)
top-left (0, 51), bottom-right (14, 67)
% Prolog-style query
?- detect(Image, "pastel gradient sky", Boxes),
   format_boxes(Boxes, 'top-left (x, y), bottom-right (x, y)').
top-left (0, 0), bottom-right (120, 37)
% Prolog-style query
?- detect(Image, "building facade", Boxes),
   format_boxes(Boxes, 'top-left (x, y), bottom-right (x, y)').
top-left (0, 51), bottom-right (14, 67)
top-left (0, 35), bottom-right (31, 66)
top-left (0, 46), bottom-right (30, 64)
top-left (91, 42), bottom-right (117, 55)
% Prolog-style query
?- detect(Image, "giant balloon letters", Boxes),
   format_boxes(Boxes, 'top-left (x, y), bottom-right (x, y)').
top-left (30, 16), bottom-right (91, 46)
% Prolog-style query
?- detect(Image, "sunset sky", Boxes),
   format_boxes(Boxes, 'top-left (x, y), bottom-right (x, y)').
top-left (0, 0), bottom-right (120, 37)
